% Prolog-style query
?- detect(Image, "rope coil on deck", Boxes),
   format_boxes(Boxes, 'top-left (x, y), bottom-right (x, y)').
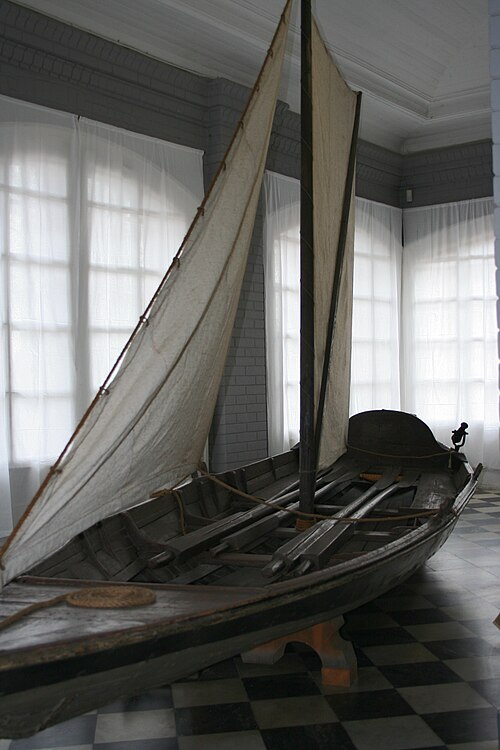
top-left (66, 585), bottom-right (156, 609)
top-left (0, 585), bottom-right (157, 633)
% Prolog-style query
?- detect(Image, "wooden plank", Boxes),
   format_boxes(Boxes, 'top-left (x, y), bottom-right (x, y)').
top-left (200, 552), bottom-right (272, 568)
top-left (272, 451), bottom-right (298, 479)
top-left (412, 472), bottom-right (452, 509)
top-left (272, 527), bottom-right (299, 539)
top-left (169, 564), bottom-right (221, 585)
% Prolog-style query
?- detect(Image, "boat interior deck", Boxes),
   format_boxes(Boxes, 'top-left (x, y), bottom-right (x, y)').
top-left (26, 446), bottom-right (465, 591)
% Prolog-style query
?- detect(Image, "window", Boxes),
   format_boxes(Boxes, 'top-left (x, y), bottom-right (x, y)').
top-left (1, 127), bottom-right (75, 465)
top-left (264, 174), bottom-right (301, 455)
top-left (264, 172), bottom-right (497, 470)
top-left (0, 97), bottom-right (203, 516)
top-left (264, 173), bottom-right (402, 455)
top-left (350, 199), bottom-right (402, 415)
top-left (403, 198), bottom-right (497, 467)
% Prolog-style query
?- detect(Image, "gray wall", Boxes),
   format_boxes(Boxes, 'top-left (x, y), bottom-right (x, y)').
top-left (401, 141), bottom-right (493, 208)
top-left (0, 0), bottom-right (494, 476)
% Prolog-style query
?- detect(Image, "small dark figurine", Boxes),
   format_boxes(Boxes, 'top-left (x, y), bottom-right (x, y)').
top-left (451, 422), bottom-right (468, 451)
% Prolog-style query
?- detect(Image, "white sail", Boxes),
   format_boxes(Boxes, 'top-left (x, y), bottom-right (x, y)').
top-left (0, 3), bottom-right (291, 587)
top-left (311, 19), bottom-right (357, 469)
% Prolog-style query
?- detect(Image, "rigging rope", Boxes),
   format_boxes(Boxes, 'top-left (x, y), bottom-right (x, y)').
top-left (195, 467), bottom-right (441, 525)
top-left (346, 444), bottom-right (452, 460)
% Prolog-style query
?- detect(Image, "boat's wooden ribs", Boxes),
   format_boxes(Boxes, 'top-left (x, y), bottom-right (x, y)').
top-left (120, 513), bottom-right (167, 558)
top-left (243, 459), bottom-right (275, 495)
top-left (147, 492), bottom-right (298, 568)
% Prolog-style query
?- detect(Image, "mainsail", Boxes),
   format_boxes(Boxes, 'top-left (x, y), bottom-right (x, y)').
top-left (0, 2), bottom-right (291, 587)
top-left (311, 18), bottom-right (357, 469)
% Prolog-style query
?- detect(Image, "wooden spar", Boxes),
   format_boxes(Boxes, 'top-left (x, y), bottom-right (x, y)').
top-left (299, 0), bottom-right (316, 515)
top-left (314, 91), bottom-right (362, 463)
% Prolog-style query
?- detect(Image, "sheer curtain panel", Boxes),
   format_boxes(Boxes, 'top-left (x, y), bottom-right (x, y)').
top-left (0, 96), bottom-right (204, 523)
top-left (402, 198), bottom-right (498, 469)
top-left (264, 172), bottom-right (403, 455)
top-left (264, 173), bottom-right (301, 455)
top-left (351, 199), bottom-right (402, 414)
top-left (0, 287), bottom-right (13, 537)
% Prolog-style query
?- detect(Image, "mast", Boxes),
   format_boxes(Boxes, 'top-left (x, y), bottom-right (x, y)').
top-left (299, 0), bottom-right (316, 516)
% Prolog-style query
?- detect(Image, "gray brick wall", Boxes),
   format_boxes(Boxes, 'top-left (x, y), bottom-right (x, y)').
top-left (0, 0), bottom-right (495, 475)
top-left (210, 201), bottom-right (268, 469)
top-left (202, 78), bottom-right (269, 468)
top-left (0, 1), bottom-right (207, 149)
top-left (401, 141), bottom-right (493, 208)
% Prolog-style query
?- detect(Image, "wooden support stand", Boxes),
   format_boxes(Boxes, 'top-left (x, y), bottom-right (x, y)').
top-left (241, 616), bottom-right (357, 687)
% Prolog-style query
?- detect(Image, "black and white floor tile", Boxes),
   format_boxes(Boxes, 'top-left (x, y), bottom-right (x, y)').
top-left (5, 491), bottom-right (500, 750)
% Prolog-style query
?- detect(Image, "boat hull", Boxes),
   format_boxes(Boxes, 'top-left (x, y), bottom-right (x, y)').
top-left (0, 409), bottom-right (479, 737)
top-left (0, 469), bottom-right (475, 737)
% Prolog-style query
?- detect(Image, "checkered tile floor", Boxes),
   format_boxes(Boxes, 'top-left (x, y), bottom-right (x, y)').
top-left (5, 491), bottom-right (500, 750)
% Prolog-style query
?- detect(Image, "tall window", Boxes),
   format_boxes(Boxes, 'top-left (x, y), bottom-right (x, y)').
top-left (83, 122), bottom-right (197, 395)
top-left (1, 126), bottom-right (75, 467)
top-left (264, 174), bottom-right (301, 454)
top-left (264, 172), bottom-right (402, 455)
top-left (351, 199), bottom-right (402, 414)
top-left (264, 173), bottom-right (497, 471)
top-left (403, 198), bottom-right (497, 468)
top-left (0, 96), bottom-right (203, 525)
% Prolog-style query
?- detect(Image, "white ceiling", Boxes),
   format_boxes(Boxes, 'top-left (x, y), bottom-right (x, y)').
top-left (17, 0), bottom-right (491, 153)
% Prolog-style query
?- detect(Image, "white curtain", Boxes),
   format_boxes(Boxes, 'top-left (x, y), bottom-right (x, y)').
top-left (0, 284), bottom-right (13, 538)
top-left (264, 173), bottom-right (301, 454)
top-left (351, 198), bottom-right (402, 414)
top-left (0, 95), bottom-right (204, 525)
top-left (403, 198), bottom-right (498, 469)
top-left (264, 172), bottom-right (403, 455)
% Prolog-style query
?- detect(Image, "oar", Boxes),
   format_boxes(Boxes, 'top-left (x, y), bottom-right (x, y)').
top-left (262, 467), bottom-right (404, 577)
top-left (293, 470), bottom-right (419, 576)
top-left (148, 467), bottom-right (362, 567)
top-left (210, 468), bottom-right (363, 555)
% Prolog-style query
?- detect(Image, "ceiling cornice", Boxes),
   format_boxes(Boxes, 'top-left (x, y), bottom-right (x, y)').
top-left (10, 0), bottom-right (492, 154)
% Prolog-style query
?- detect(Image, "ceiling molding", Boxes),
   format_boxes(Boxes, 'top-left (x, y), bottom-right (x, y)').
top-left (11, 0), bottom-right (492, 154)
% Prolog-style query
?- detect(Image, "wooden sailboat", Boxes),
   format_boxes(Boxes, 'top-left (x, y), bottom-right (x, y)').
top-left (0, 0), bottom-right (481, 738)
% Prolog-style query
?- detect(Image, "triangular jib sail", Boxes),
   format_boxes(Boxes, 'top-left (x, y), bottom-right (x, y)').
top-left (0, 1), bottom-right (292, 587)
